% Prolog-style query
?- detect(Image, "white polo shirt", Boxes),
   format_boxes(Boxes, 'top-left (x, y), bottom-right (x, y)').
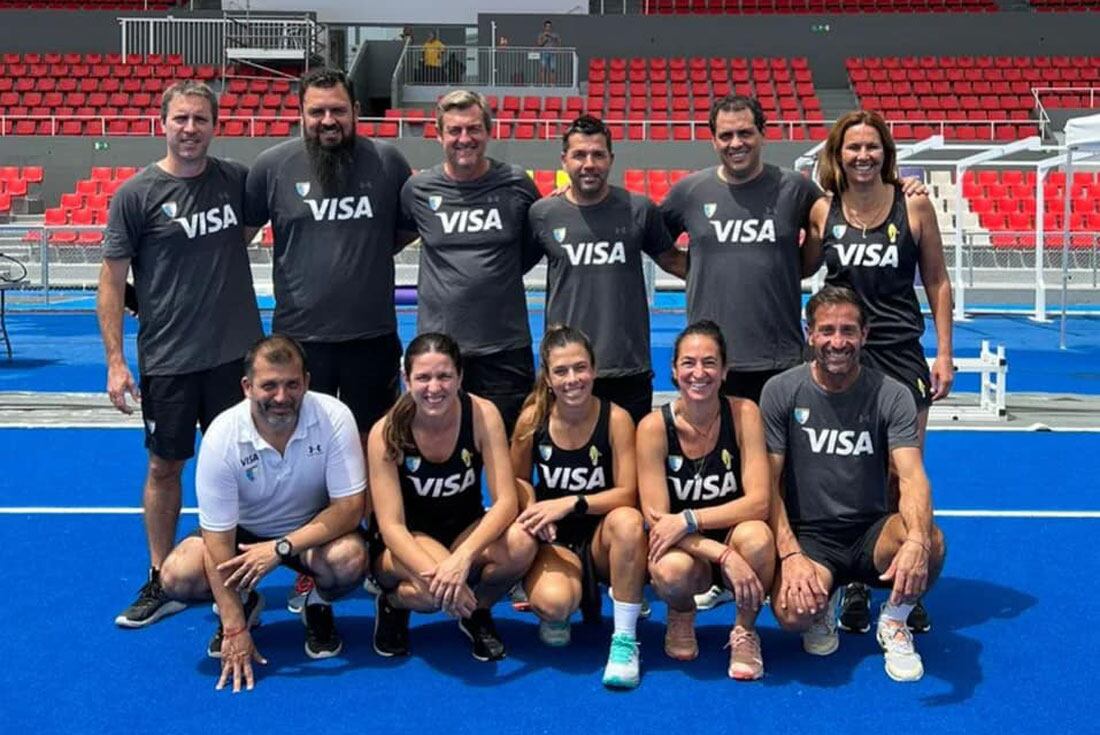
top-left (196, 391), bottom-right (366, 538)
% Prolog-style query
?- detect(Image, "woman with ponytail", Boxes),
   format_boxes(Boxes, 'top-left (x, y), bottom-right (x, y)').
top-left (367, 332), bottom-right (537, 662)
top-left (510, 325), bottom-right (647, 689)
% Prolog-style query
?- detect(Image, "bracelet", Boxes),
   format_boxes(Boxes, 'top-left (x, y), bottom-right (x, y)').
top-left (718, 547), bottom-right (733, 567)
top-left (905, 538), bottom-right (932, 554)
top-left (779, 550), bottom-right (804, 562)
top-left (682, 509), bottom-right (699, 534)
top-left (222, 626), bottom-right (245, 639)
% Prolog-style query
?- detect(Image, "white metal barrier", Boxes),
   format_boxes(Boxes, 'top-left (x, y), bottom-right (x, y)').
top-left (929, 340), bottom-right (1008, 422)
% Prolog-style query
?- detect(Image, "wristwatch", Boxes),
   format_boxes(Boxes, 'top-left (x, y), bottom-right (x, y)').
top-left (275, 537), bottom-right (294, 560)
top-left (572, 495), bottom-right (589, 516)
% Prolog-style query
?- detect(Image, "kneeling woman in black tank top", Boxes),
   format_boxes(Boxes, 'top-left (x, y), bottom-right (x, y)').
top-left (510, 326), bottom-right (646, 689)
top-left (367, 333), bottom-right (537, 662)
top-left (636, 321), bottom-right (773, 681)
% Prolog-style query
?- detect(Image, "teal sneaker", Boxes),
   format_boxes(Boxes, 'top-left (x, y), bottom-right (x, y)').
top-left (602, 633), bottom-right (641, 689)
top-left (538, 619), bottom-right (571, 647)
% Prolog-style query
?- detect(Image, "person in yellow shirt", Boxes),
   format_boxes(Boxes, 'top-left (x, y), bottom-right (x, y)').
top-left (423, 32), bottom-right (445, 83)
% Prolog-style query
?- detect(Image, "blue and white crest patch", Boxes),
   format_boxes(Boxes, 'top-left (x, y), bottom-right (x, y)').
top-left (668, 454), bottom-right (683, 472)
top-left (404, 455), bottom-right (421, 472)
top-left (553, 227), bottom-right (567, 243)
top-left (831, 224), bottom-right (847, 239)
top-left (538, 444), bottom-right (553, 461)
top-left (295, 182), bottom-right (311, 197)
top-left (160, 202), bottom-right (177, 218)
top-left (794, 408), bottom-right (810, 425)
top-left (703, 203), bottom-right (717, 218)
top-left (428, 195), bottom-right (443, 211)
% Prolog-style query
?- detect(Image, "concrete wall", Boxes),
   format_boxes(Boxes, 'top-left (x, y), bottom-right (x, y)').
top-left (0, 135), bottom-right (810, 208)
top-left (479, 12), bottom-right (1100, 87)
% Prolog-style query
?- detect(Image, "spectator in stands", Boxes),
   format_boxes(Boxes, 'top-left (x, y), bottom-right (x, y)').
top-left (536, 20), bottom-right (562, 85)
top-left (155, 335), bottom-right (370, 692)
top-left (400, 89), bottom-right (543, 436)
top-left (762, 285), bottom-right (946, 683)
top-left (806, 109), bottom-right (952, 636)
top-left (245, 67), bottom-right (416, 607)
top-left (99, 80), bottom-right (263, 629)
top-left (423, 32), bottom-right (445, 84)
top-left (527, 114), bottom-right (685, 425)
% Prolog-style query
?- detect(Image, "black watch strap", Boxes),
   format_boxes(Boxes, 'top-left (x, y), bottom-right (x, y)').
top-left (275, 537), bottom-right (293, 560)
top-left (573, 495), bottom-right (589, 516)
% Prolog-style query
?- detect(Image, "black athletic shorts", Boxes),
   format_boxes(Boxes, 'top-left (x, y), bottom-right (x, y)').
top-left (368, 509), bottom-right (487, 573)
top-left (862, 340), bottom-right (933, 411)
top-left (463, 346), bottom-right (535, 437)
top-left (549, 517), bottom-right (603, 624)
top-left (301, 332), bottom-right (402, 432)
top-left (140, 359), bottom-right (244, 461)
top-left (190, 523), bottom-right (370, 578)
top-left (593, 371), bottom-right (653, 426)
top-left (793, 515), bottom-right (893, 590)
top-left (722, 367), bottom-right (789, 405)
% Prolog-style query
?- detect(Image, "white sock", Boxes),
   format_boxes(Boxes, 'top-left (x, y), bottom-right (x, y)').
top-left (306, 586), bottom-right (328, 606)
top-left (881, 601), bottom-right (914, 623)
top-left (612, 596), bottom-right (642, 639)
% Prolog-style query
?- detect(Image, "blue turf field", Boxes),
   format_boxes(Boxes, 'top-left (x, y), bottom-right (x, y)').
top-left (1, 303), bottom-right (1099, 732)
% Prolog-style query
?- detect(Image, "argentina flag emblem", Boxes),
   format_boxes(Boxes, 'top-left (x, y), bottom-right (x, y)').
top-left (794, 408), bottom-right (810, 425)
top-left (538, 444), bottom-right (553, 461)
top-left (668, 454), bottom-right (683, 472)
top-left (703, 203), bottom-right (717, 218)
top-left (404, 455), bottom-right (421, 472)
top-left (428, 195), bottom-right (443, 211)
top-left (553, 227), bottom-right (567, 243)
top-left (295, 182), bottom-right (310, 197)
top-left (831, 224), bottom-right (847, 239)
top-left (160, 202), bottom-right (177, 218)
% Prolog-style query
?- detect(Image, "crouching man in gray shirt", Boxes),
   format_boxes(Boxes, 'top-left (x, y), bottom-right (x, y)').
top-left (760, 285), bottom-right (946, 683)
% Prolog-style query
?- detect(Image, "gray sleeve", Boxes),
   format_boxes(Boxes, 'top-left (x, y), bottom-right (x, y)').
top-left (517, 174), bottom-right (544, 274)
top-left (759, 375), bottom-right (789, 456)
top-left (659, 181), bottom-right (687, 239)
top-left (883, 382), bottom-right (920, 449)
top-left (640, 198), bottom-right (674, 259)
top-left (793, 172), bottom-right (825, 228)
top-left (244, 151), bottom-right (271, 227)
top-left (400, 176), bottom-right (418, 229)
top-left (384, 144), bottom-right (416, 232)
top-left (101, 182), bottom-right (144, 260)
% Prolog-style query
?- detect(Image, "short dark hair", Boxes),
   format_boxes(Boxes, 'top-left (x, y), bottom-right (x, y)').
top-left (160, 81), bottom-right (218, 125)
top-left (805, 285), bottom-right (867, 330)
top-left (561, 114), bottom-right (612, 154)
top-left (244, 334), bottom-right (308, 379)
top-left (708, 94), bottom-right (766, 135)
top-left (300, 67), bottom-right (356, 109)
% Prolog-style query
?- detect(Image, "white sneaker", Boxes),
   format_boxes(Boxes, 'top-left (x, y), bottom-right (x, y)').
top-left (802, 588), bottom-right (840, 656)
top-left (694, 585), bottom-right (734, 611)
top-left (538, 619), bottom-right (571, 647)
top-left (877, 606), bottom-right (924, 682)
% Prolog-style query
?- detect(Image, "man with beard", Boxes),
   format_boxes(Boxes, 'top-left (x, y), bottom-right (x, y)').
top-left (153, 335), bottom-right (370, 692)
top-left (527, 114), bottom-right (685, 425)
top-left (246, 67), bottom-right (415, 450)
top-left (99, 80), bottom-right (263, 629)
top-left (401, 89), bottom-right (542, 435)
top-left (760, 286), bottom-right (946, 683)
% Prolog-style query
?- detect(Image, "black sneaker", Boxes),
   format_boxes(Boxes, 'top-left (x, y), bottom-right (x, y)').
top-left (838, 583), bottom-right (872, 634)
top-left (373, 592), bottom-right (411, 657)
top-left (302, 602), bottom-right (343, 659)
top-left (207, 590), bottom-right (265, 659)
top-left (458, 608), bottom-right (506, 662)
top-left (115, 567), bottom-right (186, 628)
top-left (908, 598), bottom-right (932, 633)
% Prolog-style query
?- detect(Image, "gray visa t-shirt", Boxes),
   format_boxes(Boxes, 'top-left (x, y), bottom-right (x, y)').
top-left (103, 157), bottom-right (262, 377)
top-left (661, 164), bottom-right (822, 371)
top-left (759, 363), bottom-right (919, 527)
top-left (245, 137), bottom-right (412, 342)
top-left (401, 160), bottom-right (540, 356)
top-left (528, 186), bottom-right (673, 377)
